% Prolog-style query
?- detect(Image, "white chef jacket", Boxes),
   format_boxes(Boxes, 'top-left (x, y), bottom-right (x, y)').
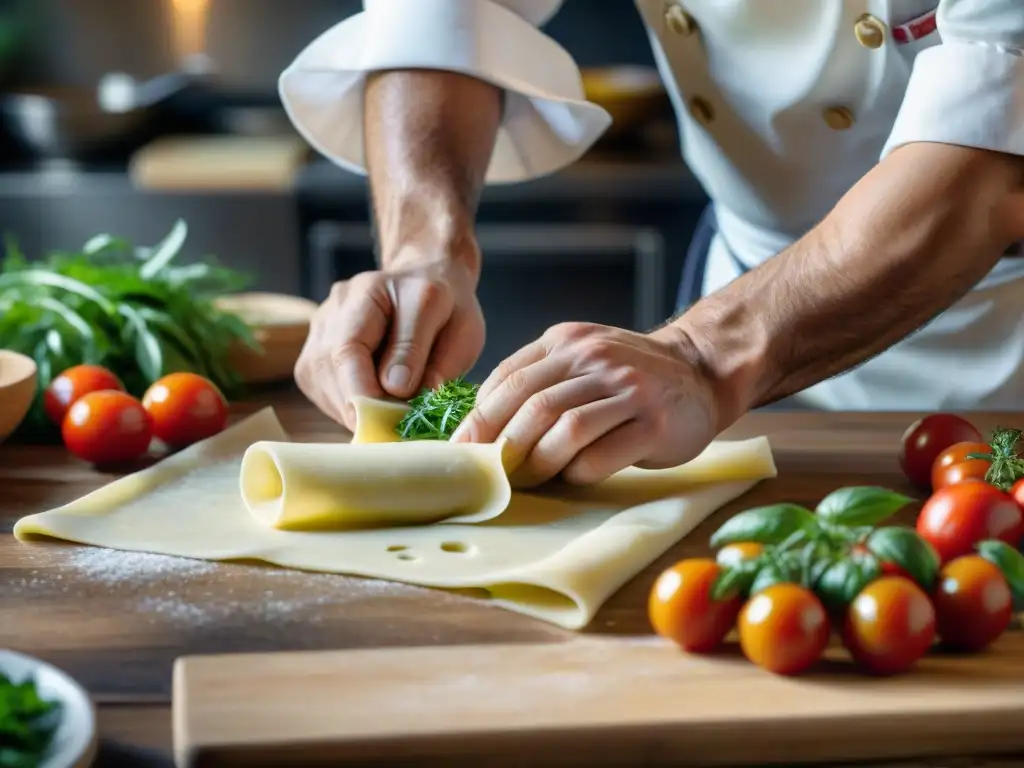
top-left (279, 0), bottom-right (1024, 412)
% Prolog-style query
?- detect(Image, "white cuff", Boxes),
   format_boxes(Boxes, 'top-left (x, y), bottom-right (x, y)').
top-left (881, 41), bottom-right (1024, 160)
top-left (278, 0), bottom-right (611, 184)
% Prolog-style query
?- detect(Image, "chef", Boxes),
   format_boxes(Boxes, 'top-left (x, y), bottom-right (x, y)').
top-left (279, 0), bottom-right (1024, 485)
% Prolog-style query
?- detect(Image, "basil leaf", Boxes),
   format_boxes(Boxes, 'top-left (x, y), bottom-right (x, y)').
top-left (749, 557), bottom-right (802, 596)
top-left (866, 526), bottom-right (940, 590)
top-left (710, 555), bottom-right (764, 601)
top-left (815, 486), bottom-right (912, 527)
top-left (814, 550), bottom-right (881, 613)
top-left (709, 504), bottom-right (816, 549)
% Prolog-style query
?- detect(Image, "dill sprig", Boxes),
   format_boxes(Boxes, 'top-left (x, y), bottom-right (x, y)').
top-left (395, 376), bottom-right (479, 441)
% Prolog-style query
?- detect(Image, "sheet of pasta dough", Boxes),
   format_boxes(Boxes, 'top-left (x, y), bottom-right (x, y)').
top-left (14, 405), bottom-right (777, 630)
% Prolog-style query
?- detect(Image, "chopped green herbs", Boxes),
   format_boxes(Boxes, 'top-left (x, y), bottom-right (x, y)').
top-left (0, 219), bottom-right (261, 439)
top-left (0, 671), bottom-right (61, 768)
top-left (395, 377), bottom-right (479, 441)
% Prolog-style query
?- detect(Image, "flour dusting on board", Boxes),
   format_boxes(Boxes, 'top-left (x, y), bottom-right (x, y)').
top-left (63, 548), bottom-right (217, 584)
top-left (7, 545), bottom-right (469, 627)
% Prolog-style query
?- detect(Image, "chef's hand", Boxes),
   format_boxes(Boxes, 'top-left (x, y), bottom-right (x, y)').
top-left (295, 256), bottom-right (485, 429)
top-left (451, 322), bottom-right (719, 486)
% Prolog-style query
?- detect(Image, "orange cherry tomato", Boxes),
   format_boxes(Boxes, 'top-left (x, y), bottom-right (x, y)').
top-left (61, 390), bottom-right (153, 465)
top-left (43, 364), bottom-right (125, 425)
top-left (142, 372), bottom-right (228, 448)
top-left (932, 555), bottom-right (1013, 652)
top-left (931, 441), bottom-right (992, 491)
top-left (738, 583), bottom-right (830, 676)
top-left (916, 482), bottom-right (1023, 563)
top-left (842, 576), bottom-right (935, 676)
top-left (715, 542), bottom-right (764, 569)
top-left (648, 559), bottom-right (743, 653)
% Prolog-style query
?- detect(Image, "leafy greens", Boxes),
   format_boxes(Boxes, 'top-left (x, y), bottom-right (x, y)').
top-left (395, 376), bottom-right (479, 441)
top-left (0, 671), bottom-right (60, 768)
top-left (0, 219), bottom-right (261, 438)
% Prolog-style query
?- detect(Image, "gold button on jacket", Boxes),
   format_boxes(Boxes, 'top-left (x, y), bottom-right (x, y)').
top-left (854, 14), bottom-right (886, 49)
top-left (665, 4), bottom-right (696, 36)
top-left (823, 106), bottom-right (855, 131)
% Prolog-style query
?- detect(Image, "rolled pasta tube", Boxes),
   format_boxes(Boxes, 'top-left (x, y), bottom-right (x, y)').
top-left (239, 439), bottom-right (512, 530)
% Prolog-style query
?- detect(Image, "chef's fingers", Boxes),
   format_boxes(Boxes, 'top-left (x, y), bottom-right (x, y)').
top-left (492, 375), bottom-right (608, 466)
top-left (452, 354), bottom-right (566, 444)
top-left (515, 393), bottom-right (636, 487)
top-left (379, 276), bottom-right (451, 399)
top-left (327, 283), bottom-right (389, 426)
top-left (561, 417), bottom-right (650, 485)
top-left (329, 342), bottom-right (384, 429)
top-left (421, 313), bottom-right (485, 392)
top-left (475, 339), bottom-right (547, 404)
top-left (296, 352), bottom-right (347, 427)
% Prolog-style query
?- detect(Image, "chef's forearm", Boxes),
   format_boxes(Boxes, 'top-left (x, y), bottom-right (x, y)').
top-left (364, 69), bottom-right (503, 276)
top-left (672, 143), bottom-right (1024, 430)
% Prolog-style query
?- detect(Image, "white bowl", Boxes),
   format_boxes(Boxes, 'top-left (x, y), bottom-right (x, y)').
top-left (0, 649), bottom-right (96, 768)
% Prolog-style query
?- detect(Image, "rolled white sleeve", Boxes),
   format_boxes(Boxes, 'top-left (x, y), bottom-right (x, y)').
top-left (881, 0), bottom-right (1024, 160)
top-left (278, 0), bottom-right (611, 184)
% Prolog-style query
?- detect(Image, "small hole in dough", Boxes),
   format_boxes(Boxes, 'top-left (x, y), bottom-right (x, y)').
top-left (387, 545), bottom-right (408, 552)
top-left (397, 553), bottom-right (417, 561)
top-left (440, 541), bottom-right (470, 554)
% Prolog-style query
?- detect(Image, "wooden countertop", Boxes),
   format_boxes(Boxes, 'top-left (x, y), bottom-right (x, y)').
top-left (2, 386), bottom-right (1023, 767)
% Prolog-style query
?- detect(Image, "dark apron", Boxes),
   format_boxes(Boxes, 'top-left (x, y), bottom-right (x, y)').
top-left (675, 204), bottom-right (752, 313)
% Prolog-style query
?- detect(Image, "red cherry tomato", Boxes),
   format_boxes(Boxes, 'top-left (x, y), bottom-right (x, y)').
top-left (916, 482), bottom-right (1024, 563)
top-left (931, 442), bottom-right (992, 491)
top-left (142, 372), bottom-right (229, 448)
top-left (843, 576), bottom-right (936, 676)
top-left (932, 555), bottom-right (1013, 653)
top-left (43, 364), bottom-right (125, 425)
top-left (61, 390), bottom-right (153, 465)
top-left (899, 414), bottom-right (983, 489)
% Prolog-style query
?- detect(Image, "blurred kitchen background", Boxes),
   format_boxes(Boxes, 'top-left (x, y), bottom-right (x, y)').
top-left (0, 0), bottom-right (709, 380)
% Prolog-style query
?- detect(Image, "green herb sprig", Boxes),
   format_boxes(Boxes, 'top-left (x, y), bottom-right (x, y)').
top-left (0, 219), bottom-right (261, 439)
top-left (395, 377), bottom-right (479, 441)
top-left (0, 670), bottom-right (61, 768)
top-left (967, 427), bottom-right (1024, 491)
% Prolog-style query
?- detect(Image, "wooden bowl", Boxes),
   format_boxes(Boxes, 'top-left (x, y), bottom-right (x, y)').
top-left (0, 349), bottom-right (37, 442)
top-left (214, 292), bottom-right (319, 384)
top-left (0, 649), bottom-right (97, 767)
top-left (581, 66), bottom-right (668, 142)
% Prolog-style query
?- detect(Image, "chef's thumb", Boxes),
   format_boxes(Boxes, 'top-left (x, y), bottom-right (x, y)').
top-left (379, 285), bottom-right (448, 398)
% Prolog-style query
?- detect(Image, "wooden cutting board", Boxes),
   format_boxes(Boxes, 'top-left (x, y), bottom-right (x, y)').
top-left (173, 632), bottom-right (1024, 767)
top-left (129, 135), bottom-right (310, 191)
